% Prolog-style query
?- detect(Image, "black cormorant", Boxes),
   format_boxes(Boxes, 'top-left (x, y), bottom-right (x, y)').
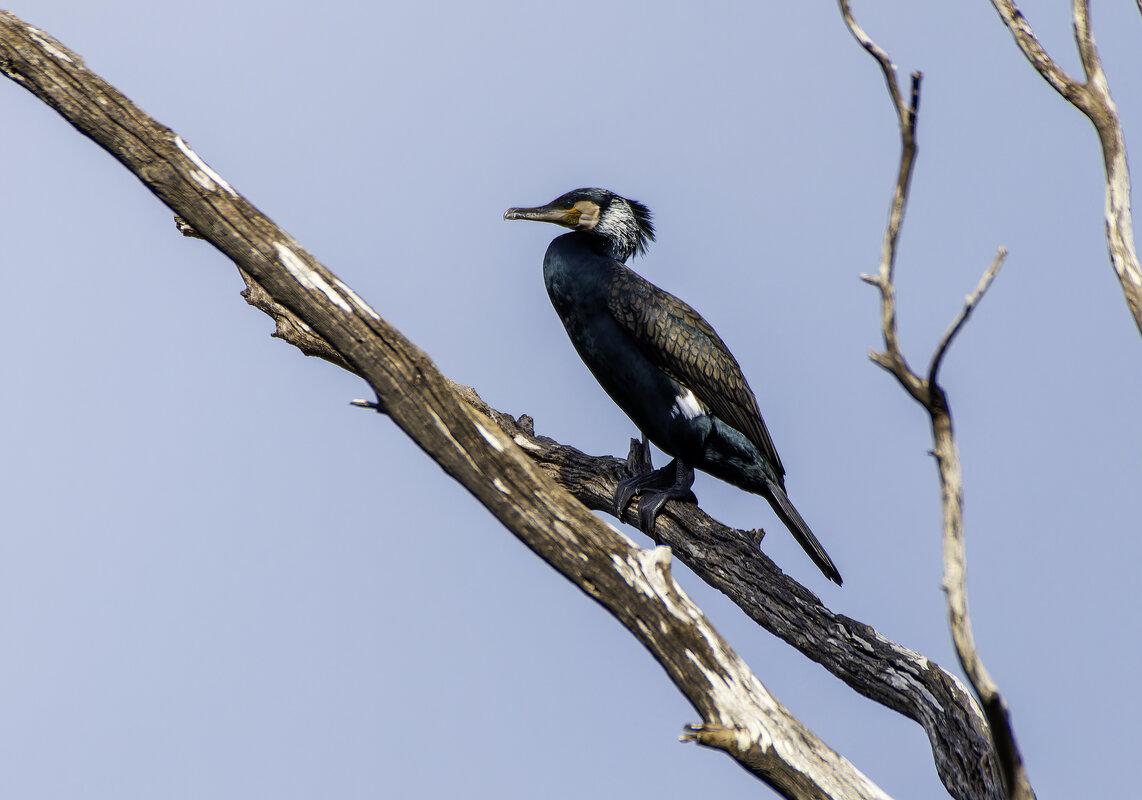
top-left (504, 188), bottom-right (842, 586)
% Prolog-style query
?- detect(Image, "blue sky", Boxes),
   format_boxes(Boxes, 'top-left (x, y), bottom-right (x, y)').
top-left (1, 2), bottom-right (1139, 798)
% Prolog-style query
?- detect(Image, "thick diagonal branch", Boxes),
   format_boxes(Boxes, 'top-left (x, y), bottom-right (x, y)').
top-left (185, 12), bottom-right (997, 798)
top-left (218, 257), bottom-right (1005, 800)
top-left (0, 12), bottom-right (893, 799)
top-left (222, 243), bottom-right (1004, 800)
top-left (2, 11), bottom-right (1028, 799)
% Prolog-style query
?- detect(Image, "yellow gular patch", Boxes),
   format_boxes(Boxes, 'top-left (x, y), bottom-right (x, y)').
top-left (572, 200), bottom-right (601, 230)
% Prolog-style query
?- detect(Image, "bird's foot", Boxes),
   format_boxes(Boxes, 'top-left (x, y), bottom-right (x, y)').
top-left (614, 459), bottom-right (697, 533)
top-left (634, 484), bottom-right (698, 532)
top-left (614, 463), bottom-right (673, 518)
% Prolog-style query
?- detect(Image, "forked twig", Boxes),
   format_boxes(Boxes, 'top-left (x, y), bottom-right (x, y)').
top-left (989, 0), bottom-right (1142, 334)
top-left (840, 3), bottom-right (1032, 799)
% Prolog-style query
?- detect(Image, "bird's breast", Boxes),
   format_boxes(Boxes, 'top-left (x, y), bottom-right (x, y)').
top-left (541, 239), bottom-right (712, 460)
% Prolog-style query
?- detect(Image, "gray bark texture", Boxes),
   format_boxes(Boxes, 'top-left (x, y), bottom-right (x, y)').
top-left (0, 11), bottom-right (1021, 800)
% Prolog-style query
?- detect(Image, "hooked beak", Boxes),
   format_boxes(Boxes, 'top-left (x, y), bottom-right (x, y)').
top-left (504, 203), bottom-right (579, 228)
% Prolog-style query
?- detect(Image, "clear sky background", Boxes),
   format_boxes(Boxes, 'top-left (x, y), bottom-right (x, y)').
top-left (1, 2), bottom-right (1138, 798)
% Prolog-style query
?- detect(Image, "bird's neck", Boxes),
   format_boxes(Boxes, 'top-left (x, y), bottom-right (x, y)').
top-left (580, 230), bottom-right (635, 263)
top-left (544, 233), bottom-right (616, 303)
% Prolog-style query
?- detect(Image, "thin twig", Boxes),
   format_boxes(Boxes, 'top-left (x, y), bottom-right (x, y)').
top-left (1071, 0), bottom-right (1098, 86)
top-left (987, 0), bottom-right (1082, 102)
top-left (838, 0), bottom-right (906, 125)
top-left (929, 248), bottom-right (1008, 385)
top-left (841, 1), bottom-right (925, 400)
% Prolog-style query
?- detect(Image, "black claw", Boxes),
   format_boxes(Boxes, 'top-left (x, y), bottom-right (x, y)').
top-left (614, 462), bottom-right (674, 516)
top-left (614, 481), bottom-right (641, 517)
top-left (635, 484), bottom-right (698, 532)
top-left (636, 491), bottom-right (673, 532)
top-left (614, 458), bottom-right (697, 530)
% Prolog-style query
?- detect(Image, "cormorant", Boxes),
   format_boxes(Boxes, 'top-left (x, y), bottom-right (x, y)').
top-left (504, 188), bottom-right (842, 586)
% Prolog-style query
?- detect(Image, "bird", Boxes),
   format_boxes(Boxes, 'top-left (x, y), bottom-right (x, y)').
top-left (504, 188), bottom-right (842, 585)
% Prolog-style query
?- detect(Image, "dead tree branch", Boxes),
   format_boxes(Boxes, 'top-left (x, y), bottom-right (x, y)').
top-left (235, 252), bottom-right (1005, 800)
top-left (840, 3), bottom-right (1032, 799)
top-left (0, 11), bottom-right (893, 799)
top-left (988, 0), bottom-right (1142, 335)
top-left (1, 10), bottom-right (1033, 799)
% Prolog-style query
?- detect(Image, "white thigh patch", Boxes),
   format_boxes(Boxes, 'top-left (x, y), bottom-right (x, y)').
top-left (672, 387), bottom-right (704, 420)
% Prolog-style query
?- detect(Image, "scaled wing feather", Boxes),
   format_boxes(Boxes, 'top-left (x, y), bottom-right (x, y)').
top-left (606, 265), bottom-right (786, 483)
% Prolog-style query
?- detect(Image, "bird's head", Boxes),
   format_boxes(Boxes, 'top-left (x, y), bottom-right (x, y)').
top-left (504, 188), bottom-right (655, 262)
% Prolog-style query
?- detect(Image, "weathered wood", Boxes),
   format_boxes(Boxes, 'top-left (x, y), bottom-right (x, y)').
top-left (988, 0), bottom-right (1142, 336)
top-left (466, 388), bottom-right (1002, 800)
top-left (840, 3), bottom-right (1030, 798)
top-left (0, 12), bottom-right (892, 799)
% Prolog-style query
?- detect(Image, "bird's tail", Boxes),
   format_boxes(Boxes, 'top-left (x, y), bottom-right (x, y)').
top-left (765, 481), bottom-right (843, 586)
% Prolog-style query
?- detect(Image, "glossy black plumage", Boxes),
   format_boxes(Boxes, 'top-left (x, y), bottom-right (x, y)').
top-left (505, 188), bottom-right (842, 585)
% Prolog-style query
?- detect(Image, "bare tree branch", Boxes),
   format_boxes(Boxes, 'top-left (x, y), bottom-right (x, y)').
top-left (928, 268), bottom-right (1029, 800)
top-left (840, 1), bottom-right (924, 401)
top-left (988, 0), bottom-right (1142, 335)
top-left (315, 290), bottom-right (1008, 800)
top-left (840, 3), bottom-right (1034, 799)
top-left (3, 10), bottom-right (1049, 798)
top-left (462, 392), bottom-right (1001, 800)
top-left (0, 11), bottom-right (893, 799)
top-left (929, 250), bottom-right (1007, 385)
top-left (175, 62), bottom-right (1005, 800)
top-left (237, 292), bottom-right (1013, 800)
